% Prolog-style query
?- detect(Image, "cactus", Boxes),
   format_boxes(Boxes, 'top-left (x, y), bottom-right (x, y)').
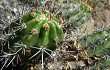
top-left (79, 28), bottom-right (110, 69)
top-left (58, 0), bottom-right (92, 28)
top-left (0, 9), bottom-right (64, 69)
top-left (9, 9), bottom-right (64, 50)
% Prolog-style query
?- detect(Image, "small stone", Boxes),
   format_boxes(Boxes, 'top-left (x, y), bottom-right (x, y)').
top-left (7, 16), bottom-right (10, 19)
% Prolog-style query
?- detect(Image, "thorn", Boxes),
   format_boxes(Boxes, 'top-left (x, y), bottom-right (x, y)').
top-left (6, 56), bottom-right (16, 67)
top-left (28, 49), bottom-right (41, 60)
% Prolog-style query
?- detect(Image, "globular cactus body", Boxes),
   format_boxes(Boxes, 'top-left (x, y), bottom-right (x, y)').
top-left (10, 9), bottom-right (64, 53)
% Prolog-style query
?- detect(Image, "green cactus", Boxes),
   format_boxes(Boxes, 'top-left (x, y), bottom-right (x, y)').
top-left (79, 29), bottom-right (110, 69)
top-left (11, 9), bottom-right (64, 51)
